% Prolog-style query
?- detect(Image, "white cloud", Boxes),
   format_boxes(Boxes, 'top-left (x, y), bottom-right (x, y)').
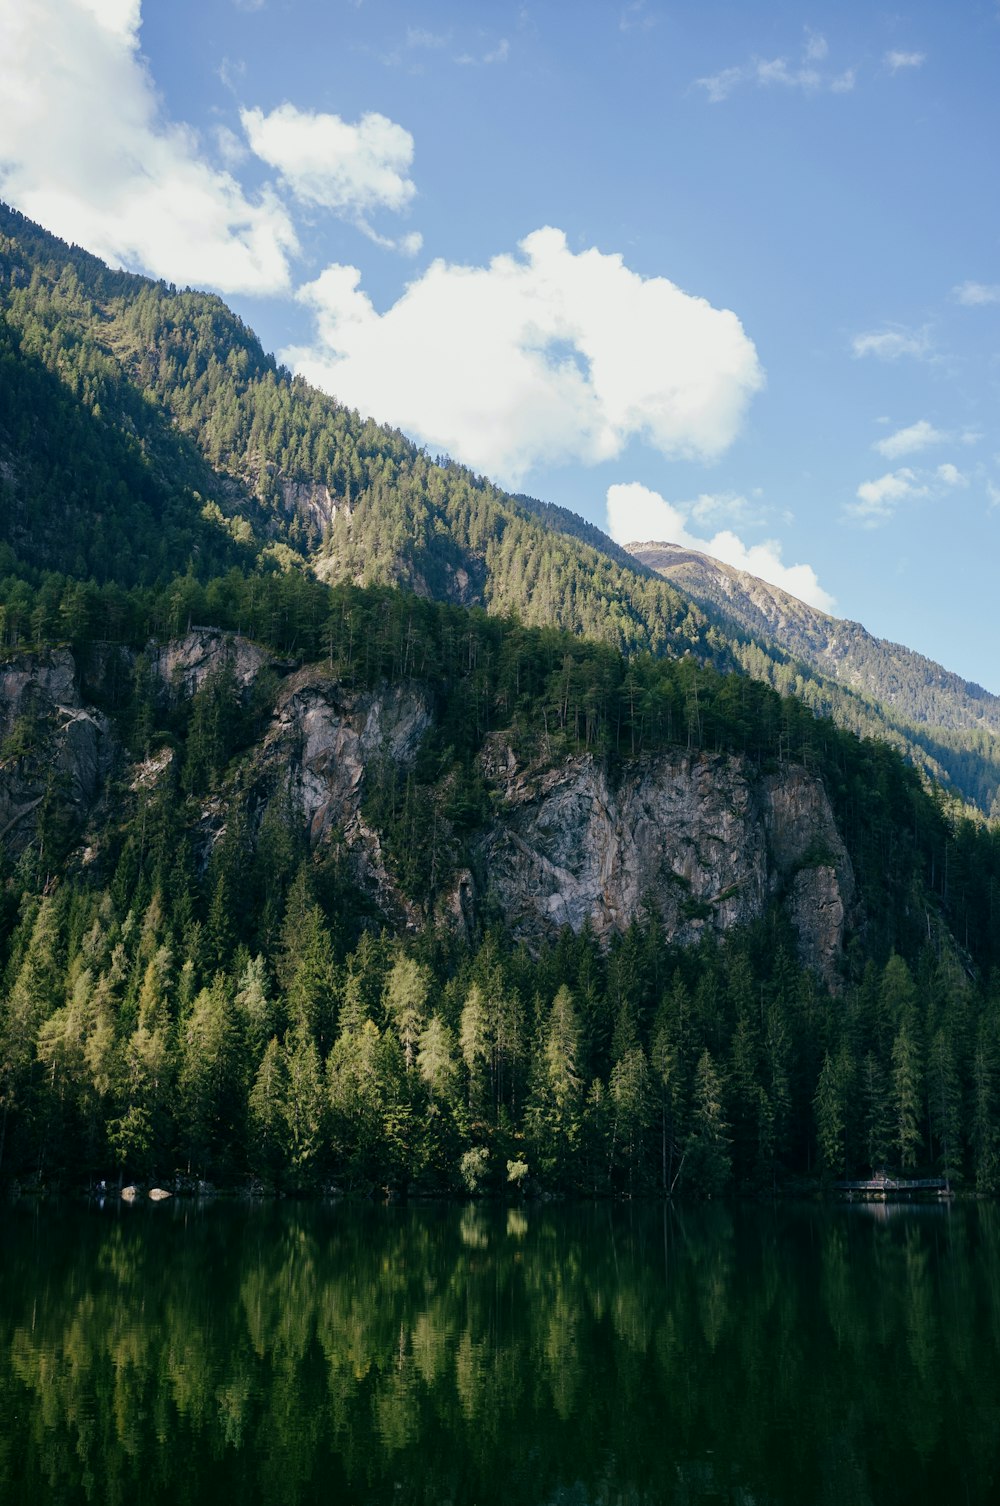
top-left (696, 34), bottom-right (854, 102)
top-left (697, 66), bottom-right (746, 103)
top-left (606, 482), bottom-right (835, 611)
top-left (988, 482), bottom-right (1000, 511)
top-left (620, 1), bottom-right (657, 33)
top-left (285, 228), bottom-right (764, 486)
top-left (689, 491), bottom-right (762, 527)
top-left (456, 38), bottom-right (509, 65)
top-left (215, 124), bottom-right (248, 169)
top-left (0, 0), bottom-right (298, 294)
top-left (954, 281), bottom-right (1000, 306)
top-left (874, 419), bottom-right (946, 459)
top-left (242, 103), bottom-right (416, 224)
top-left (885, 50), bottom-right (925, 71)
top-left (830, 69), bottom-right (856, 93)
top-left (848, 468), bottom-right (928, 525)
top-left (406, 27), bottom-right (449, 49)
top-left (849, 458), bottom-right (977, 525)
top-left (851, 327), bottom-right (930, 361)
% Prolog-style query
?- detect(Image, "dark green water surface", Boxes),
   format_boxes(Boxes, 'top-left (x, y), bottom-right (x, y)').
top-left (2, 1198), bottom-right (999, 1505)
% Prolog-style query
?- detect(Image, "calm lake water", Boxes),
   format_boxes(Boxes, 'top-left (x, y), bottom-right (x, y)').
top-left (1, 1197), bottom-right (998, 1505)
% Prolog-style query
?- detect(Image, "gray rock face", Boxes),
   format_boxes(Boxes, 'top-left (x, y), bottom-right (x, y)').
top-left (151, 630), bottom-right (270, 701)
top-left (0, 648), bottom-right (113, 854)
top-left (250, 669), bottom-right (433, 925)
top-left (476, 744), bottom-right (854, 985)
top-left (0, 642), bottom-right (856, 982)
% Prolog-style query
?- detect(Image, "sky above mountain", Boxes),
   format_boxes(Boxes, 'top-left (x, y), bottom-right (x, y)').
top-left (2, 0), bottom-right (999, 688)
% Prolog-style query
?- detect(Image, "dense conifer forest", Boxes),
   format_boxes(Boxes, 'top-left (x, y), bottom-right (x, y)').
top-left (2, 579), bottom-right (1000, 1196)
top-left (3, 202), bottom-right (1000, 1197)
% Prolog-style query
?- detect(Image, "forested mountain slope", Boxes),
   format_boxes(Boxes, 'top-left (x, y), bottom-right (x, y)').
top-left (0, 202), bottom-right (710, 660)
top-left (2, 581), bottom-right (1000, 1198)
top-left (4, 202), bottom-right (1000, 1197)
top-left (2, 200), bottom-right (999, 810)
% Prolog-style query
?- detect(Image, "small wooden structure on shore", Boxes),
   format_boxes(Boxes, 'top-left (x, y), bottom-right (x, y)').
top-left (833, 1169), bottom-right (952, 1200)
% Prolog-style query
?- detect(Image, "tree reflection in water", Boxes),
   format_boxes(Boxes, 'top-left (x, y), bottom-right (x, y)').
top-left (1, 1199), bottom-right (998, 1505)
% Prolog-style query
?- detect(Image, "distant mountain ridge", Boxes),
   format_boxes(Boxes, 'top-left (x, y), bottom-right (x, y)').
top-left (630, 542), bottom-right (999, 729)
top-left (630, 541), bottom-right (1000, 813)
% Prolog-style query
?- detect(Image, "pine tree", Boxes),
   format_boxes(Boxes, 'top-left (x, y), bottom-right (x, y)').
top-left (684, 1050), bottom-right (730, 1196)
top-left (891, 1022), bottom-right (923, 1171)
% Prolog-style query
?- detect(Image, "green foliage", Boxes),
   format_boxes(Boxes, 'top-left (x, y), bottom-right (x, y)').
top-left (4, 205), bottom-right (1000, 1194)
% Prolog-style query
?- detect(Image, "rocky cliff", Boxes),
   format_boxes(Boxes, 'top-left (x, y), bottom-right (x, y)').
top-left (476, 740), bottom-right (854, 985)
top-left (0, 648), bottom-right (113, 859)
top-left (0, 634), bottom-right (855, 983)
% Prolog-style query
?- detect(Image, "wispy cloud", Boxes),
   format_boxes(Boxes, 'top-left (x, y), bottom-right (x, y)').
top-left (874, 419), bottom-right (947, 459)
top-left (406, 27), bottom-right (449, 50)
top-left (885, 50), bottom-right (925, 72)
top-left (696, 31), bottom-right (854, 102)
top-left (848, 460), bottom-right (969, 527)
top-left (953, 280), bottom-right (1000, 306)
top-left (848, 468), bottom-right (928, 525)
top-left (875, 421), bottom-right (979, 459)
top-left (620, 1), bottom-right (657, 33)
top-left (456, 38), bottom-right (509, 65)
top-left (851, 326), bottom-right (931, 361)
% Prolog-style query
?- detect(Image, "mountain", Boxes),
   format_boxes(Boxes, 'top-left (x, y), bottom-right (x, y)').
top-left (0, 201), bottom-right (710, 661)
top-left (3, 199), bottom-right (998, 812)
top-left (631, 542), bottom-right (1000, 815)
top-left (3, 585), bottom-right (998, 1200)
top-left (4, 200), bottom-right (1000, 1200)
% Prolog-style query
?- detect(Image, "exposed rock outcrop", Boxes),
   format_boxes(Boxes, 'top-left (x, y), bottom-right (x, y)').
top-left (0, 648), bottom-right (114, 856)
top-left (476, 744), bottom-right (854, 986)
top-left (150, 629), bottom-right (271, 701)
top-left (0, 639), bottom-right (856, 982)
top-left (248, 669), bottom-right (433, 927)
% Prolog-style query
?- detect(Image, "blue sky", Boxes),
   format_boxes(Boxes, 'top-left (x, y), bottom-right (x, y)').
top-left (2, 1), bottom-right (999, 687)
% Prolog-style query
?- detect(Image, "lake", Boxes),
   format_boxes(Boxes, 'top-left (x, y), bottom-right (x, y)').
top-left (1, 1197), bottom-right (998, 1504)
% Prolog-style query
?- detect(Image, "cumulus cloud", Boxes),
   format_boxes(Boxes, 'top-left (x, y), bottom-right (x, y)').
top-left (936, 463), bottom-right (968, 488)
top-left (241, 103), bottom-right (417, 222)
top-left (885, 50), bottom-right (925, 71)
top-left (851, 327), bottom-right (930, 361)
top-left (285, 228), bottom-right (764, 486)
top-left (0, 0), bottom-right (298, 294)
top-left (954, 281), bottom-right (1000, 306)
top-left (605, 482), bottom-right (834, 612)
top-left (874, 419), bottom-right (947, 459)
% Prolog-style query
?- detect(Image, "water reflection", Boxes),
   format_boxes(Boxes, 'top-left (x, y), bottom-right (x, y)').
top-left (1, 1198), bottom-right (998, 1504)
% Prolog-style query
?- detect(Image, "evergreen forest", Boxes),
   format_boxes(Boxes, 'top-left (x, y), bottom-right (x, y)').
top-left (3, 202), bottom-right (1000, 1199)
